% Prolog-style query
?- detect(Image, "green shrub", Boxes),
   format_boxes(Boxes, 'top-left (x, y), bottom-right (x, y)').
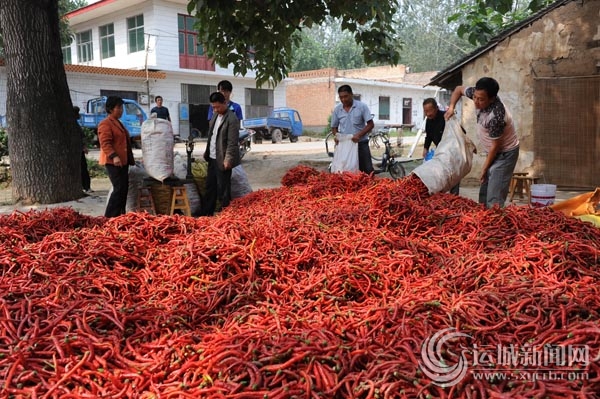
top-left (82, 127), bottom-right (96, 148)
top-left (323, 114), bottom-right (332, 135)
top-left (0, 128), bottom-right (8, 158)
top-left (87, 158), bottom-right (107, 178)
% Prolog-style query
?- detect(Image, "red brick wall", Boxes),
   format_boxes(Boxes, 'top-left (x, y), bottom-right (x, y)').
top-left (286, 81), bottom-right (336, 131)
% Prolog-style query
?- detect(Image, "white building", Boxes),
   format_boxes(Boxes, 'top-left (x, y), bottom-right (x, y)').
top-left (63, 0), bottom-right (286, 138)
top-left (286, 67), bottom-right (445, 133)
top-left (0, 1), bottom-right (444, 138)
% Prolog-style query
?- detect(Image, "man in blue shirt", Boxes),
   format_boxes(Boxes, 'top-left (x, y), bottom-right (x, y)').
top-left (207, 80), bottom-right (243, 121)
top-left (330, 85), bottom-right (374, 173)
top-left (150, 95), bottom-right (171, 121)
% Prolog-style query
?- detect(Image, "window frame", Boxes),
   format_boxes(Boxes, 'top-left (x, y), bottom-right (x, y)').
top-left (127, 14), bottom-right (145, 54)
top-left (62, 45), bottom-right (72, 64)
top-left (76, 29), bottom-right (93, 63)
top-left (178, 14), bottom-right (204, 56)
top-left (379, 96), bottom-right (390, 120)
top-left (99, 23), bottom-right (115, 59)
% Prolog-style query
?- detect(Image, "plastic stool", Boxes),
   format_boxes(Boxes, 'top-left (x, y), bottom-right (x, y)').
top-left (137, 187), bottom-right (156, 215)
top-left (170, 186), bottom-right (191, 216)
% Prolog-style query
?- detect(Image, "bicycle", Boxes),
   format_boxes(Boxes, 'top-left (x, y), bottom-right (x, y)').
top-left (325, 131), bottom-right (406, 180)
top-left (369, 126), bottom-right (403, 162)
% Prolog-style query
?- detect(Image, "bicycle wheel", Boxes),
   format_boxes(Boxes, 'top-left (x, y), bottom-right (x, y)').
top-left (388, 161), bottom-right (406, 180)
top-left (369, 134), bottom-right (386, 162)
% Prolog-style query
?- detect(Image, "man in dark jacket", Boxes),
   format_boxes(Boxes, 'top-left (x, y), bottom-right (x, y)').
top-left (200, 92), bottom-right (240, 216)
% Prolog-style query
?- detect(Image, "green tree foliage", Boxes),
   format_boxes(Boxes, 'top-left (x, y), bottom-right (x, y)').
top-left (186, 0), bottom-right (400, 87)
top-left (291, 21), bottom-right (367, 72)
top-left (291, 32), bottom-right (327, 72)
top-left (58, 0), bottom-right (87, 45)
top-left (394, 0), bottom-right (476, 72)
top-left (449, 0), bottom-right (554, 46)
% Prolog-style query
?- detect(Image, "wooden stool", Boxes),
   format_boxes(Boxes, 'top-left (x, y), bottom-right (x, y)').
top-left (137, 187), bottom-right (156, 215)
top-left (509, 174), bottom-right (540, 203)
top-left (170, 186), bottom-right (191, 216)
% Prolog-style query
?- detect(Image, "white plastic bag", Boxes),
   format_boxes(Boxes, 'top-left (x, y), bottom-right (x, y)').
top-left (412, 118), bottom-right (475, 194)
top-left (331, 134), bottom-right (359, 173)
top-left (141, 116), bottom-right (174, 182)
top-left (172, 152), bottom-right (188, 180)
top-left (126, 162), bottom-right (149, 212)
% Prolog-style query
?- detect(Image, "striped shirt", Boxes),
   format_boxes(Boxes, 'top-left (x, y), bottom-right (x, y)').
top-left (465, 87), bottom-right (519, 153)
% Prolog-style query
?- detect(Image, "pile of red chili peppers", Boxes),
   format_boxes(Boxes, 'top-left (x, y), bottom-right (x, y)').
top-left (1, 168), bottom-right (599, 398)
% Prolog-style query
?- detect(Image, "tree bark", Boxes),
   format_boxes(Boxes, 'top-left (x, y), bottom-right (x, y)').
top-left (0, 0), bottom-right (82, 204)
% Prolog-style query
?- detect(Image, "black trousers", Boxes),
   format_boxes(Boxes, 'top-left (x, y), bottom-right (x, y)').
top-left (81, 152), bottom-right (91, 191)
top-left (200, 159), bottom-right (232, 216)
top-left (105, 164), bottom-right (129, 217)
top-left (358, 140), bottom-right (374, 174)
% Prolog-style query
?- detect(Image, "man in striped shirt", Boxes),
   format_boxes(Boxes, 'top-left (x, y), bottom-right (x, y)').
top-left (445, 77), bottom-right (519, 208)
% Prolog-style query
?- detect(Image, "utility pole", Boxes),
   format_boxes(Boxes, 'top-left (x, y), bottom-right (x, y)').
top-left (144, 33), bottom-right (155, 113)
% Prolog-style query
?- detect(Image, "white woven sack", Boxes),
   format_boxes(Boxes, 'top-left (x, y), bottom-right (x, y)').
top-left (331, 134), bottom-right (359, 173)
top-left (412, 118), bottom-right (476, 194)
top-left (141, 116), bottom-right (174, 182)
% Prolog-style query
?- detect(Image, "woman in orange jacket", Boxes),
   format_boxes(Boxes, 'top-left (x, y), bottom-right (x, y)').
top-left (98, 96), bottom-right (135, 217)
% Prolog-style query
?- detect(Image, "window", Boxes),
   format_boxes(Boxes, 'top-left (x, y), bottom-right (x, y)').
top-left (244, 88), bottom-right (274, 118)
top-left (178, 14), bottom-right (204, 56)
top-left (402, 98), bottom-right (412, 125)
top-left (76, 30), bottom-right (93, 62)
top-left (379, 96), bottom-right (390, 120)
top-left (127, 14), bottom-right (145, 53)
top-left (62, 45), bottom-right (72, 64)
top-left (99, 23), bottom-right (115, 59)
top-left (177, 14), bottom-right (214, 70)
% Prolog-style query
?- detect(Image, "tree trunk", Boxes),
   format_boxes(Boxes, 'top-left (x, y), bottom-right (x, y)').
top-left (0, 0), bottom-right (82, 204)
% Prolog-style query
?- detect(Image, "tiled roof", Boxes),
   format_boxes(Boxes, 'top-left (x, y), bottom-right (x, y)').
top-left (0, 59), bottom-right (166, 79)
top-left (65, 64), bottom-right (166, 79)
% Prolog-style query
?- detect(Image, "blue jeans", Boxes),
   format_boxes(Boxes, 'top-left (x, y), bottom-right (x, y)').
top-left (479, 146), bottom-right (519, 208)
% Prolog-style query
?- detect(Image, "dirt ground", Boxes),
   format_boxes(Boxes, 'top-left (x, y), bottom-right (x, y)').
top-left (0, 139), bottom-right (334, 217)
top-left (0, 138), bottom-right (585, 216)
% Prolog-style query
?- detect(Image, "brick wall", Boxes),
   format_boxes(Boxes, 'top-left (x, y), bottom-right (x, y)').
top-left (286, 79), bottom-right (336, 130)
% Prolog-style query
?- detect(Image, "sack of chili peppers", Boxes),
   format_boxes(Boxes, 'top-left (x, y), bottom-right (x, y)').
top-left (412, 118), bottom-right (475, 194)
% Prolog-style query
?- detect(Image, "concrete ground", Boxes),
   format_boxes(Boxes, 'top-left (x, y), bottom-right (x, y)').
top-left (0, 136), bottom-right (591, 213)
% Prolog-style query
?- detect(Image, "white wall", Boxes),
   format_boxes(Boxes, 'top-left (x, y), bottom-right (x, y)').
top-left (68, 0), bottom-right (255, 78)
top-left (68, 2), bottom-right (155, 69)
top-left (1, 0), bottom-right (285, 128)
top-left (334, 80), bottom-right (440, 130)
